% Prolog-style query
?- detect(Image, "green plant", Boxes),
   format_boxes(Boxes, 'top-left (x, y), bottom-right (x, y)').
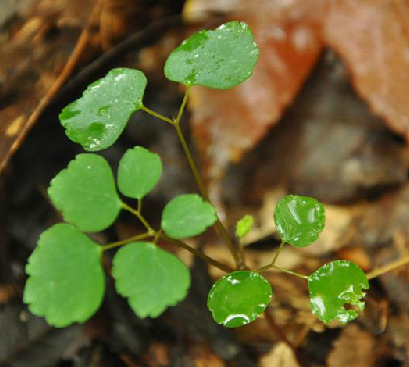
top-left (23, 21), bottom-right (403, 329)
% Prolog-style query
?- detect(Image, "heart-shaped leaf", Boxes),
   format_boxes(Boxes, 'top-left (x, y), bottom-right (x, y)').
top-left (117, 146), bottom-right (162, 199)
top-left (112, 242), bottom-right (190, 318)
top-left (308, 260), bottom-right (369, 324)
top-left (274, 195), bottom-right (325, 247)
top-left (161, 194), bottom-right (217, 239)
top-left (60, 68), bottom-right (147, 151)
top-left (207, 271), bottom-right (272, 328)
top-left (24, 224), bottom-right (105, 327)
top-left (48, 154), bottom-right (122, 232)
top-left (164, 21), bottom-right (259, 89)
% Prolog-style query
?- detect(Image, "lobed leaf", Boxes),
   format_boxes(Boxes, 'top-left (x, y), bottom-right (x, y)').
top-left (308, 260), bottom-right (369, 324)
top-left (117, 146), bottom-right (162, 199)
top-left (164, 21), bottom-right (259, 89)
top-left (274, 195), bottom-right (325, 247)
top-left (161, 194), bottom-right (216, 239)
top-left (59, 68), bottom-right (147, 151)
top-left (207, 271), bottom-right (272, 328)
top-left (235, 214), bottom-right (254, 239)
top-left (112, 242), bottom-right (190, 318)
top-left (24, 224), bottom-right (105, 327)
top-left (48, 154), bottom-right (122, 232)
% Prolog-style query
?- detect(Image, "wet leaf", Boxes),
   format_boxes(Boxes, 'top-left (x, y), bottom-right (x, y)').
top-left (165, 21), bottom-right (259, 89)
top-left (308, 260), bottom-right (369, 324)
top-left (48, 154), bottom-right (122, 232)
top-left (117, 146), bottom-right (162, 199)
top-left (59, 68), bottom-right (147, 151)
top-left (24, 224), bottom-right (105, 327)
top-left (161, 194), bottom-right (217, 239)
top-left (112, 242), bottom-right (190, 318)
top-left (274, 195), bottom-right (325, 247)
top-left (236, 214), bottom-right (254, 239)
top-left (207, 271), bottom-right (272, 328)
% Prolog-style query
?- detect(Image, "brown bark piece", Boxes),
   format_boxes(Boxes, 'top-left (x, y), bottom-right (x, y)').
top-left (324, 0), bottom-right (409, 141)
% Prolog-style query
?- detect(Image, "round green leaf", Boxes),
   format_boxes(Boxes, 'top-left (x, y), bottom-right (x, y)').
top-left (112, 242), bottom-right (190, 318)
top-left (236, 214), bottom-right (254, 239)
top-left (117, 146), bottom-right (162, 199)
top-left (207, 271), bottom-right (272, 328)
top-left (164, 21), bottom-right (259, 89)
top-left (24, 224), bottom-right (105, 327)
top-left (161, 194), bottom-right (217, 239)
top-left (59, 68), bottom-right (147, 151)
top-left (274, 195), bottom-right (325, 247)
top-left (308, 260), bottom-right (369, 324)
top-left (48, 154), bottom-right (122, 232)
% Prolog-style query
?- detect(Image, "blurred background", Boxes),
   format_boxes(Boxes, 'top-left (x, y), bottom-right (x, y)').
top-left (1, 0), bottom-right (409, 366)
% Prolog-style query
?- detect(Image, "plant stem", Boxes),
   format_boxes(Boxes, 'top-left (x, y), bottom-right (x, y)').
top-left (141, 105), bottom-right (175, 125)
top-left (160, 233), bottom-right (234, 273)
top-left (101, 232), bottom-right (153, 251)
top-left (122, 201), bottom-right (155, 234)
top-left (258, 262), bottom-right (308, 280)
top-left (366, 254), bottom-right (409, 280)
top-left (175, 85), bottom-right (190, 124)
top-left (173, 122), bottom-right (240, 268)
top-left (257, 241), bottom-right (286, 272)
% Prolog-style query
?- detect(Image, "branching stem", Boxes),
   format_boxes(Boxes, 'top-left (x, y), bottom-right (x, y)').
top-left (141, 105), bottom-right (175, 125)
top-left (101, 232), bottom-right (153, 251)
top-left (122, 201), bottom-right (155, 234)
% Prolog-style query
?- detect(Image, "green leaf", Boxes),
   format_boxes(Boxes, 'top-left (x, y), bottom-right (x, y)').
top-left (59, 68), bottom-right (147, 151)
top-left (161, 194), bottom-right (217, 239)
top-left (274, 195), bottom-right (325, 248)
top-left (24, 224), bottom-right (105, 327)
top-left (236, 214), bottom-right (254, 239)
top-left (207, 271), bottom-right (272, 328)
top-left (48, 154), bottom-right (122, 232)
top-left (117, 146), bottom-right (162, 199)
top-left (308, 260), bottom-right (369, 324)
top-left (112, 242), bottom-right (190, 318)
top-left (164, 21), bottom-right (259, 89)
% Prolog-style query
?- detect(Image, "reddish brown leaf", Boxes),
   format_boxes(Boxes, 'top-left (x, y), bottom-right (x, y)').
top-left (324, 0), bottom-right (409, 141)
top-left (186, 0), bottom-right (325, 187)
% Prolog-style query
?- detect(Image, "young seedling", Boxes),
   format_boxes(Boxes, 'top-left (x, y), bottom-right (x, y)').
top-left (23, 21), bottom-right (409, 330)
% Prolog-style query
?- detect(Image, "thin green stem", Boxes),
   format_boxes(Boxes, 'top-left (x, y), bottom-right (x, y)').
top-left (173, 122), bottom-right (240, 268)
top-left (160, 233), bottom-right (234, 273)
top-left (122, 201), bottom-right (154, 234)
top-left (258, 262), bottom-right (308, 280)
top-left (101, 232), bottom-right (153, 251)
top-left (238, 240), bottom-right (246, 270)
top-left (141, 105), bottom-right (175, 125)
top-left (366, 253), bottom-right (409, 280)
top-left (174, 85), bottom-right (190, 124)
top-left (272, 241), bottom-right (285, 266)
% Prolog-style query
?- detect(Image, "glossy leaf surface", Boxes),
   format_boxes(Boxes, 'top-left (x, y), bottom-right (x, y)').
top-left (308, 260), bottom-right (369, 324)
top-left (236, 214), bottom-right (254, 239)
top-left (207, 271), bottom-right (272, 328)
top-left (164, 21), bottom-right (259, 89)
top-left (161, 194), bottom-right (216, 239)
top-left (48, 154), bottom-right (121, 232)
top-left (113, 242), bottom-right (190, 318)
top-left (24, 224), bottom-right (105, 327)
top-left (59, 68), bottom-right (147, 151)
top-left (117, 146), bottom-right (162, 199)
top-left (274, 195), bottom-right (325, 247)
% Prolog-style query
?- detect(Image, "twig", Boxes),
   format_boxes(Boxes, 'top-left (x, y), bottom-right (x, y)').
top-left (366, 254), bottom-right (409, 280)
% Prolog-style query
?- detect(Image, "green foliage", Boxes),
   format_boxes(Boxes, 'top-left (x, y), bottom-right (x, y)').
top-left (161, 194), bottom-right (217, 239)
top-left (164, 21), bottom-right (259, 89)
top-left (60, 68), bottom-right (147, 151)
top-left (48, 154), bottom-right (122, 232)
top-left (117, 146), bottom-right (162, 199)
top-left (274, 195), bottom-right (325, 247)
top-left (308, 260), bottom-right (369, 324)
top-left (207, 271), bottom-right (272, 328)
top-left (235, 214), bottom-right (254, 239)
top-left (112, 242), bottom-right (190, 318)
top-left (24, 224), bottom-right (105, 327)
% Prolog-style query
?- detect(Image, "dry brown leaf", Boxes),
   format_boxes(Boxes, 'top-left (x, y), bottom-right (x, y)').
top-left (185, 0), bottom-right (325, 194)
top-left (327, 324), bottom-right (377, 367)
top-left (324, 0), bottom-right (409, 141)
top-left (260, 342), bottom-right (300, 367)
